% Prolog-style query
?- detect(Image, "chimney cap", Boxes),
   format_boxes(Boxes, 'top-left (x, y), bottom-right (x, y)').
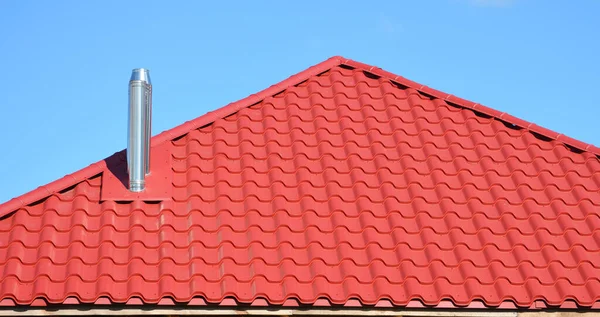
top-left (130, 68), bottom-right (151, 84)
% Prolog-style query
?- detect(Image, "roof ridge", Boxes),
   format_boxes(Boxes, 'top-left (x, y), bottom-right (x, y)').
top-left (0, 56), bottom-right (345, 217)
top-left (150, 56), bottom-right (344, 146)
top-left (1, 55), bottom-right (597, 217)
top-left (339, 58), bottom-right (600, 158)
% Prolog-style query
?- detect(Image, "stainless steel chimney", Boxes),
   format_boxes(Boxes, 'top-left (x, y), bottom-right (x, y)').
top-left (127, 68), bottom-right (152, 192)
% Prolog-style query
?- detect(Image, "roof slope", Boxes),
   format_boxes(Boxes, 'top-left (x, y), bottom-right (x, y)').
top-left (0, 56), bottom-right (599, 310)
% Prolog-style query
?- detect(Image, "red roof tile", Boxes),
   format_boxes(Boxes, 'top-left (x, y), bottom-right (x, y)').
top-left (1, 56), bottom-right (599, 309)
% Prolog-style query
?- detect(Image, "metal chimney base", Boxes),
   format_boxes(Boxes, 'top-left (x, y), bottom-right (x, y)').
top-left (101, 145), bottom-right (172, 201)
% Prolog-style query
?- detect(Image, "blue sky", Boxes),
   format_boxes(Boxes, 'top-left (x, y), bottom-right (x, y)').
top-left (0, 0), bottom-right (598, 204)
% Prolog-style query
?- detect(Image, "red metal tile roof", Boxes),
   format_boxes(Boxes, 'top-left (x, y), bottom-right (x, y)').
top-left (1, 56), bottom-right (599, 310)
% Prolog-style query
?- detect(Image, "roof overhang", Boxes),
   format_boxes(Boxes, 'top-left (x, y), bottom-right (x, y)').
top-left (0, 307), bottom-right (593, 317)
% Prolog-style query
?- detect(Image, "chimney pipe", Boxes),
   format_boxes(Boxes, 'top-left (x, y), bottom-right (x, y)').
top-left (127, 68), bottom-right (152, 192)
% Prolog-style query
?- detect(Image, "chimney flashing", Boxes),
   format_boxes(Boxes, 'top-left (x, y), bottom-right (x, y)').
top-left (100, 144), bottom-right (172, 201)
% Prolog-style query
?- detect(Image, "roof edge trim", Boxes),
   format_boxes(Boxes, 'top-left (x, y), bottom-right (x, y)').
top-left (4, 305), bottom-right (600, 316)
top-left (2, 55), bottom-right (598, 217)
top-left (0, 56), bottom-right (344, 217)
top-left (150, 56), bottom-right (344, 145)
top-left (340, 58), bottom-right (600, 157)
top-left (0, 307), bottom-right (520, 317)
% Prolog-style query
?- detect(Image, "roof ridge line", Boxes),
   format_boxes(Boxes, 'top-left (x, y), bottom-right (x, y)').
top-left (339, 58), bottom-right (600, 158)
top-left (2, 55), bottom-right (597, 217)
top-left (0, 56), bottom-right (345, 217)
top-left (150, 56), bottom-right (344, 145)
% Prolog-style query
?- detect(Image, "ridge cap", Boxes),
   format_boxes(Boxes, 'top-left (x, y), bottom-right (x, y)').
top-left (339, 58), bottom-right (600, 157)
top-left (0, 56), bottom-right (345, 217)
top-left (3, 55), bottom-right (597, 217)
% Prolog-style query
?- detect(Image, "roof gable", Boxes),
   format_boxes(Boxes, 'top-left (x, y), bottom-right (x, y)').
top-left (0, 56), bottom-right (599, 310)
